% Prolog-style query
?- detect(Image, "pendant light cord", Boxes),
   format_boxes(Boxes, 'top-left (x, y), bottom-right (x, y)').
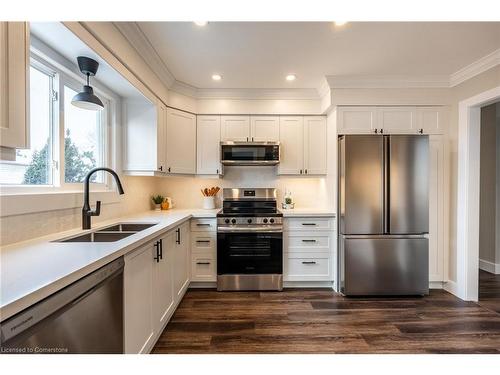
top-left (86, 73), bottom-right (90, 86)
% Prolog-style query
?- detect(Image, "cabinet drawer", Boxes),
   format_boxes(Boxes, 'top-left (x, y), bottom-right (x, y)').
top-left (191, 255), bottom-right (216, 282)
top-left (284, 253), bottom-right (332, 281)
top-left (284, 217), bottom-right (334, 231)
top-left (190, 218), bottom-right (216, 232)
top-left (286, 233), bottom-right (332, 252)
top-left (191, 233), bottom-right (216, 254)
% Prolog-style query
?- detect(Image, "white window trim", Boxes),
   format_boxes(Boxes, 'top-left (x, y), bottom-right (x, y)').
top-left (0, 45), bottom-right (123, 217)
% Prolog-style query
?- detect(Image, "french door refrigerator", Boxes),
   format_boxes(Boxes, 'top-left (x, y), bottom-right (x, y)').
top-left (338, 135), bottom-right (429, 296)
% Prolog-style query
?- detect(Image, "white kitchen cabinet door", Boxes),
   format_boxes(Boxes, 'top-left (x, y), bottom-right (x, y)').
top-left (378, 107), bottom-right (417, 134)
top-left (250, 116), bottom-right (279, 142)
top-left (278, 116), bottom-right (304, 175)
top-left (417, 107), bottom-right (447, 135)
top-left (0, 22), bottom-right (29, 149)
top-left (166, 108), bottom-right (196, 174)
top-left (197, 115), bottom-right (221, 175)
top-left (157, 102), bottom-right (167, 171)
top-left (173, 222), bottom-right (190, 301)
top-left (304, 116), bottom-right (327, 175)
top-left (191, 254), bottom-right (217, 282)
top-left (337, 107), bottom-right (378, 134)
top-left (428, 136), bottom-right (445, 282)
top-left (221, 115), bottom-right (250, 141)
top-left (153, 234), bottom-right (175, 334)
top-left (284, 252), bottom-right (333, 281)
top-left (124, 244), bottom-right (155, 354)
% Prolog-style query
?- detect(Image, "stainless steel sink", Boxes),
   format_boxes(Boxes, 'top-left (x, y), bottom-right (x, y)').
top-left (96, 223), bottom-right (157, 232)
top-left (55, 222), bottom-right (158, 243)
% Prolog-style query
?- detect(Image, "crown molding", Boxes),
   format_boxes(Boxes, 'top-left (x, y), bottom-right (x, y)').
top-left (114, 22), bottom-right (176, 88)
top-left (325, 75), bottom-right (451, 89)
top-left (449, 48), bottom-right (500, 87)
top-left (115, 22), bottom-right (499, 99)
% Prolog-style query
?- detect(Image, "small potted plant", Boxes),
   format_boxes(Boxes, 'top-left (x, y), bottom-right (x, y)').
top-left (151, 195), bottom-right (164, 211)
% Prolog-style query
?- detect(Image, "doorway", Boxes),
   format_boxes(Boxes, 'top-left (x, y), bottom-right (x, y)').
top-left (456, 85), bottom-right (500, 301)
top-left (478, 101), bottom-right (500, 312)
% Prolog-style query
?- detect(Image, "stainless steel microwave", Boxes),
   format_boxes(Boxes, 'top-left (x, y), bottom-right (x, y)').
top-left (220, 141), bottom-right (280, 166)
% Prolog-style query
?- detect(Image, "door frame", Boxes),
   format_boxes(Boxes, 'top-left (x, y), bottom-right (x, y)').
top-left (455, 85), bottom-right (500, 301)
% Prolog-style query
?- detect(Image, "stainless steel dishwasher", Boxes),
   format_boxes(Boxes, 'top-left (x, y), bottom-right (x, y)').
top-left (1, 258), bottom-right (124, 354)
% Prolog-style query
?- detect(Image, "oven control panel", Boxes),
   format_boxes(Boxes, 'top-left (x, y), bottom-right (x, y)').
top-left (217, 217), bottom-right (283, 225)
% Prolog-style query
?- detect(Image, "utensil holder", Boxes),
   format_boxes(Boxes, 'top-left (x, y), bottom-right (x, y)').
top-left (203, 196), bottom-right (215, 209)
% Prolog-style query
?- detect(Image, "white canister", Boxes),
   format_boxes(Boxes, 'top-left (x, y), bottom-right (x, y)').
top-left (202, 196), bottom-right (215, 209)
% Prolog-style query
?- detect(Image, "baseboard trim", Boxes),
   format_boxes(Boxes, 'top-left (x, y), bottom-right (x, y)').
top-left (189, 281), bottom-right (217, 289)
top-left (429, 281), bottom-right (444, 289)
top-left (444, 279), bottom-right (459, 296)
top-left (479, 259), bottom-right (500, 274)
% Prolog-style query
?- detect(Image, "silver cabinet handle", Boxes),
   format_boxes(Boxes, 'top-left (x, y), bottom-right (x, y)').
top-left (196, 240), bottom-right (210, 243)
top-left (302, 239), bottom-right (317, 243)
top-left (196, 223), bottom-right (211, 226)
top-left (196, 261), bottom-right (211, 265)
top-left (301, 223), bottom-right (317, 226)
top-left (302, 261), bottom-right (317, 264)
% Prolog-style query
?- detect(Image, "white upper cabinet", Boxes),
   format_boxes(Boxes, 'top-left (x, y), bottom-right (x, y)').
top-left (417, 107), bottom-right (447, 135)
top-left (337, 107), bottom-right (378, 134)
top-left (278, 116), bottom-right (327, 176)
top-left (304, 116), bottom-right (327, 175)
top-left (166, 108), bottom-right (196, 174)
top-left (221, 116), bottom-right (250, 142)
top-left (337, 106), bottom-right (447, 135)
top-left (250, 116), bottom-right (279, 142)
top-left (124, 99), bottom-right (165, 174)
top-left (278, 117), bottom-right (304, 175)
top-left (378, 107), bottom-right (417, 134)
top-left (0, 22), bottom-right (29, 149)
top-left (197, 115), bottom-right (221, 175)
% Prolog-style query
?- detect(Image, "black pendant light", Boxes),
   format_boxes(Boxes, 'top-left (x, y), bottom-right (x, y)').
top-left (71, 56), bottom-right (104, 111)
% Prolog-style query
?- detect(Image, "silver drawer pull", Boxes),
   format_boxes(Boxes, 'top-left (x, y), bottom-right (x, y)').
top-left (302, 239), bottom-right (317, 243)
top-left (196, 262), bottom-right (211, 265)
top-left (196, 240), bottom-right (211, 243)
top-left (301, 223), bottom-right (317, 226)
top-left (302, 261), bottom-right (317, 264)
top-left (196, 223), bottom-right (211, 226)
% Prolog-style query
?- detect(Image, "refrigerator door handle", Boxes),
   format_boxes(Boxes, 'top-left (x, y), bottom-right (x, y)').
top-left (383, 136), bottom-right (390, 234)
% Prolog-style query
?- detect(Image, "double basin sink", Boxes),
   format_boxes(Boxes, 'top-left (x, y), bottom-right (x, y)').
top-left (55, 223), bottom-right (158, 243)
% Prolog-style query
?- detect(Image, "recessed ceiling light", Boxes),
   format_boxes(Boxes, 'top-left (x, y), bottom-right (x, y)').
top-left (286, 74), bottom-right (296, 82)
top-left (194, 21), bottom-right (208, 27)
top-left (212, 74), bottom-right (222, 81)
top-left (334, 21), bottom-right (347, 26)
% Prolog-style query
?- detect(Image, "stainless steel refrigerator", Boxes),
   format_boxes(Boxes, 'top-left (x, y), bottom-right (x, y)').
top-left (338, 135), bottom-right (429, 296)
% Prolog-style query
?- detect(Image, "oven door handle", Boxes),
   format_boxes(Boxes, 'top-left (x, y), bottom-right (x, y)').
top-left (217, 226), bottom-right (283, 233)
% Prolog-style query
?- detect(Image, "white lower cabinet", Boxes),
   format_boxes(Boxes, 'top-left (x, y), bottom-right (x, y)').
top-left (173, 222), bottom-right (191, 301)
top-left (124, 221), bottom-right (191, 354)
top-left (283, 216), bottom-right (336, 286)
top-left (190, 218), bottom-right (217, 282)
top-left (124, 243), bottom-right (155, 354)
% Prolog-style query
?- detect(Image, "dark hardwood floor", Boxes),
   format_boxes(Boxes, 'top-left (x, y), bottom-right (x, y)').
top-left (152, 287), bottom-right (500, 354)
top-left (479, 269), bottom-right (500, 314)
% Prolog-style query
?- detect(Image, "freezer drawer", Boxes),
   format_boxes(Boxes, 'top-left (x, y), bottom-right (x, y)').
top-left (340, 236), bottom-right (428, 296)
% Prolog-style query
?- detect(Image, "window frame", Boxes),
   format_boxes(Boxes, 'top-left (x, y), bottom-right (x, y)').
top-left (0, 52), bottom-right (116, 194)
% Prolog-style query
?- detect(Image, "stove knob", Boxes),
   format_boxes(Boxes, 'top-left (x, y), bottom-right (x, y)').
top-left (269, 218), bottom-right (275, 224)
top-left (247, 218), bottom-right (252, 224)
top-left (231, 219), bottom-right (236, 224)
top-left (224, 219), bottom-right (230, 224)
top-left (263, 218), bottom-right (268, 224)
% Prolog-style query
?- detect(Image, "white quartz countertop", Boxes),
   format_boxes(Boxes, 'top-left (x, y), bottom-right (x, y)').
top-left (281, 208), bottom-right (336, 217)
top-left (0, 208), bottom-right (219, 322)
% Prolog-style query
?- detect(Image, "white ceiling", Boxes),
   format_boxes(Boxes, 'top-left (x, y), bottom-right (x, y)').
top-left (135, 22), bottom-right (500, 90)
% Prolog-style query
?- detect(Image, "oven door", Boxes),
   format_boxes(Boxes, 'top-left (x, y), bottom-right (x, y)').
top-left (221, 143), bottom-right (280, 165)
top-left (217, 231), bottom-right (283, 275)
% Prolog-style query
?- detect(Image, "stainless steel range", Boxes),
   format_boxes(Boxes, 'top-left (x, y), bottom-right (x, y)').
top-left (217, 188), bottom-right (283, 291)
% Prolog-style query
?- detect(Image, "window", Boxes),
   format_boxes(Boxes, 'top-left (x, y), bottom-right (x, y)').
top-left (0, 65), bottom-right (55, 185)
top-left (63, 85), bottom-right (105, 183)
top-left (0, 55), bottom-right (112, 189)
